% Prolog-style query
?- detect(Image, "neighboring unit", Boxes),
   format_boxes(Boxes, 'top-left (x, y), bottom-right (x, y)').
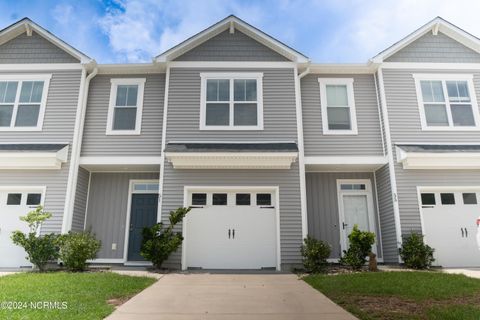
top-left (1, 15), bottom-right (479, 269)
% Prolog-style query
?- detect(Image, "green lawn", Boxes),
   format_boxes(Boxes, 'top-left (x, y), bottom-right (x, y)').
top-left (304, 271), bottom-right (480, 320)
top-left (0, 272), bottom-right (156, 320)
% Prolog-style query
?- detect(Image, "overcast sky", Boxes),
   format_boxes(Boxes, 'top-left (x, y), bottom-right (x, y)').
top-left (1, 0), bottom-right (479, 63)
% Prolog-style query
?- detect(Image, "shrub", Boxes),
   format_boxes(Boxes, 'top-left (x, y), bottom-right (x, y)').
top-left (400, 233), bottom-right (435, 269)
top-left (11, 206), bottom-right (59, 271)
top-left (300, 236), bottom-right (331, 273)
top-left (141, 207), bottom-right (190, 269)
top-left (58, 231), bottom-right (101, 271)
top-left (340, 225), bottom-right (375, 270)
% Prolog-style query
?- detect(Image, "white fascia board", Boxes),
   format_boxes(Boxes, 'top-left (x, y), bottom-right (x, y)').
top-left (304, 156), bottom-right (388, 165)
top-left (0, 145), bottom-right (69, 170)
top-left (165, 152), bottom-right (298, 169)
top-left (155, 16), bottom-right (308, 63)
top-left (396, 149), bottom-right (480, 169)
top-left (309, 63), bottom-right (377, 74)
top-left (97, 63), bottom-right (166, 74)
top-left (79, 156), bottom-right (162, 165)
top-left (371, 17), bottom-right (480, 63)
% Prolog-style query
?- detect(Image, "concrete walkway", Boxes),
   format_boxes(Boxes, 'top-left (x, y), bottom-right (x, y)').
top-left (106, 273), bottom-right (356, 320)
top-left (443, 268), bottom-right (480, 279)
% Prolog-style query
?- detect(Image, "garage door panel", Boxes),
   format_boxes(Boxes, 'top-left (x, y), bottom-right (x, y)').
top-left (420, 190), bottom-right (480, 267)
top-left (185, 189), bottom-right (278, 270)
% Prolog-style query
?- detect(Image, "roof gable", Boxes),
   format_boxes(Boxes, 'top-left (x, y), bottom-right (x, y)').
top-left (372, 17), bottom-right (480, 63)
top-left (174, 29), bottom-right (289, 62)
top-left (156, 15), bottom-right (308, 63)
top-left (0, 18), bottom-right (92, 64)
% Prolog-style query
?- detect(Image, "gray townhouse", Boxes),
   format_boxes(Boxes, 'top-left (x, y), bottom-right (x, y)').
top-left (0, 15), bottom-right (479, 270)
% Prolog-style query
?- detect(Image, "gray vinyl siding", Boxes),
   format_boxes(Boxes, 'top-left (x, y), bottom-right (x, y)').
top-left (0, 69), bottom-right (81, 234)
top-left (81, 74), bottom-right (165, 156)
top-left (166, 68), bottom-right (298, 142)
top-left (0, 70), bottom-right (82, 143)
top-left (374, 165), bottom-right (398, 262)
top-left (0, 166), bottom-right (70, 234)
top-left (383, 68), bottom-right (480, 143)
top-left (71, 167), bottom-right (90, 232)
top-left (85, 172), bottom-right (159, 260)
top-left (305, 172), bottom-right (382, 259)
top-left (301, 74), bottom-right (384, 156)
top-left (162, 162), bottom-right (302, 269)
top-left (385, 32), bottom-right (480, 63)
top-left (174, 30), bottom-right (288, 61)
top-left (0, 31), bottom-right (79, 63)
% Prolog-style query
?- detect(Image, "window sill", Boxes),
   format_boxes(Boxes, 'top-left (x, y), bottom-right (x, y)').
top-left (105, 130), bottom-right (141, 136)
top-left (420, 126), bottom-right (480, 132)
top-left (0, 127), bottom-right (42, 132)
top-left (199, 125), bottom-right (264, 131)
top-left (322, 130), bottom-right (358, 135)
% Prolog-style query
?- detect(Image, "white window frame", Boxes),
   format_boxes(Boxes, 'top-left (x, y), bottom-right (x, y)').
top-left (199, 72), bottom-right (264, 130)
top-left (413, 73), bottom-right (480, 131)
top-left (318, 78), bottom-right (358, 135)
top-left (0, 74), bottom-right (51, 131)
top-left (106, 78), bottom-right (146, 135)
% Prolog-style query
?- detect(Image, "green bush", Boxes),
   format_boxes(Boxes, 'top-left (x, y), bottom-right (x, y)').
top-left (58, 231), bottom-right (101, 271)
top-left (340, 225), bottom-right (375, 270)
top-left (141, 207), bottom-right (190, 269)
top-left (11, 206), bottom-right (59, 271)
top-left (400, 233), bottom-right (435, 269)
top-left (300, 236), bottom-right (331, 273)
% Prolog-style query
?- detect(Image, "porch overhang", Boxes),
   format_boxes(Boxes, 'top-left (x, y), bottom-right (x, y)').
top-left (79, 156), bottom-right (162, 171)
top-left (165, 142), bottom-right (298, 170)
top-left (0, 144), bottom-right (68, 169)
top-left (397, 144), bottom-right (480, 169)
top-left (304, 156), bottom-right (388, 172)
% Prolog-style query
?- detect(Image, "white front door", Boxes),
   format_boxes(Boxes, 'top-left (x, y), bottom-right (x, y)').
top-left (184, 188), bottom-right (278, 270)
top-left (337, 180), bottom-right (377, 254)
top-left (0, 188), bottom-right (44, 268)
top-left (420, 190), bottom-right (480, 267)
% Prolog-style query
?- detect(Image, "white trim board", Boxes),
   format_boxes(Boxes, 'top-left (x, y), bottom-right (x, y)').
top-left (396, 147), bottom-right (480, 170)
top-left (0, 145), bottom-right (68, 170)
top-left (181, 186), bottom-right (281, 271)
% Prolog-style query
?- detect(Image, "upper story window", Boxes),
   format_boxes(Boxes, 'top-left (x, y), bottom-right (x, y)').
top-left (200, 73), bottom-right (263, 130)
top-left (0, 74), bottom-right (51, 131)
top-left (106, 78), bottom-right (145, 135)
top-left (318, 78), bottom-right (357, 135)
top-left (413, 74), bottom-right (480, 130)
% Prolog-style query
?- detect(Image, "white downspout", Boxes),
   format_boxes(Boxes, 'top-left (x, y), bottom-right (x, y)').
top-left (294, 64), bottom-right (310, 241)
top-left (62, 65), bottom-right (98, 233)
top-left (376, 67), bottom-right (403, 261)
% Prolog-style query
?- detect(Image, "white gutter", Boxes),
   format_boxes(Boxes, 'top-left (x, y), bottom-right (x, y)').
top-left (294, 64), bottom-right (310, 240)
top-left (62, 65), bottom-right (98, 233)
top-left (377, 67), bottom-right (403, 261)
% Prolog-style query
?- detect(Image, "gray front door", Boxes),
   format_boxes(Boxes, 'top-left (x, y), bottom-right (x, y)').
top-left (128, 193), bottom-right (158, 261)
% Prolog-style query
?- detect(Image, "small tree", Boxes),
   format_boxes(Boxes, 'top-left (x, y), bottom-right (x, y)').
top-left (11, 206), bottom-right (59, 272)
top-left (400, 233), bottom-right (435, 269)
top-left (141, 207), bottom-right (190, 269)
top-left (58, 231), bottom-right (101, 271)
top-left (301, 236), bottom-right (331, 273)
top-left (340, 225), bottom-right (375, 270)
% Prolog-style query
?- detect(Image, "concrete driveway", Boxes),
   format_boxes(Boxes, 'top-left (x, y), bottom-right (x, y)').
top-left (106, 273), bottom-right (356, 320)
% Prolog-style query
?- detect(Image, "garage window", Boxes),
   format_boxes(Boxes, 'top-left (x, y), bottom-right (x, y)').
top-left (462, 193), bottom-right (477, 205)
top-left (7, 193), bottom-right (21, 205)
top-left (26, 193), bottom-right (41, 205)
top-left (212, 193), bottom-right (227, 206)
top-left (440, 193), bottom-right (455, 205)
top-left (236, 193), bottom-right (251, 206)
top-left (256, 193), bottom-right (271, 206)
top-left (421, 193), bottom-right (436, 206)
top-left (191, 193), bottom-right (207, 206)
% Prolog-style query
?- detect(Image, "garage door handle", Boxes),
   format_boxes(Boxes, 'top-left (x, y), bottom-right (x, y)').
top-left (465, 228), bottom-right (468, 238)
top-left (260, 206), bottom-right (275, 209)
top-left (461, 228), bottom-right (464, 237)
top-left (190, 206), bottom-right (204, 209)
top-left (228, 229), bottom-right (231, 239)
top-left (232, 229), bottom-right (235, 239)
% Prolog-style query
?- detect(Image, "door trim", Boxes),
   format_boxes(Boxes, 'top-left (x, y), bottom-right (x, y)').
top-left (122, 179), bottom-right (159, 263)
top-left (336, 179), bottom-right (377, 254)
top-left (182, 186), bottom-right (281, 271)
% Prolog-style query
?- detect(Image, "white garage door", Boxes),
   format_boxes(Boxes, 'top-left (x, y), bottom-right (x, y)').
top-left (0, 188), bottom-right (44, 268)
top-left (184, 188), bottom-right (278, 270)
top-left (420, 189), bottom-right (480, 267)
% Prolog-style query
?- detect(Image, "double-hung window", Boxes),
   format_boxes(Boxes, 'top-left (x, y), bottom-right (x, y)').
top-left (107, 78), bottom-right (145, 135)
top-left (200, 73), bottom-right (263, 130)
top-left (318, 78), bottom-right (357, 135)
top-left (0, 74), bottom-right (51, 131)
top-left (413, 74), bottom-right (480, 130)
